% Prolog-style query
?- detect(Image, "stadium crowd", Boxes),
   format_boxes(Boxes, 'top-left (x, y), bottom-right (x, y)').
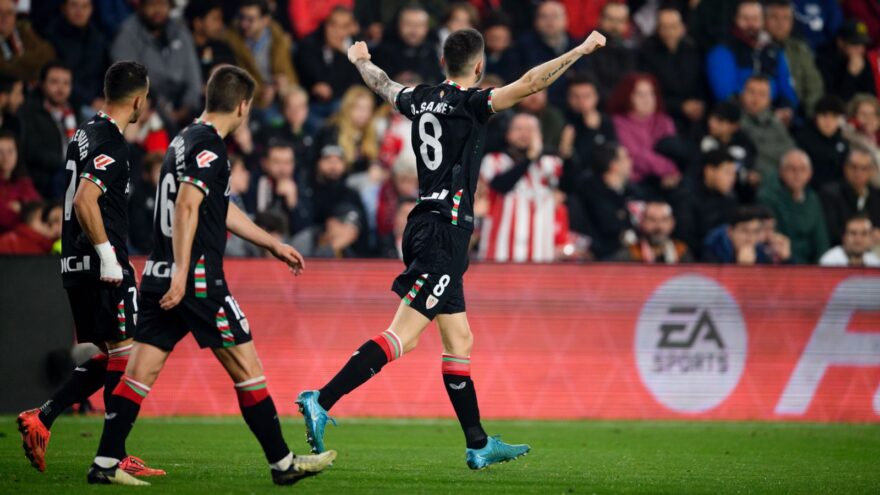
top-left (1, 0), bottom-right (879, 267)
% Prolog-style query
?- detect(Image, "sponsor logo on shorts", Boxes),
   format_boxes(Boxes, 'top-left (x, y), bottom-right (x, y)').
top-left (143, 260), bottom-right (174, 278)
top-left (635, 274), bottom-right (747, 413)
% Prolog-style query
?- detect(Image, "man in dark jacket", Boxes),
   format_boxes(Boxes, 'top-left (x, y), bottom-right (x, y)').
top-left (20, 62), bottom-right (78, 198)
top-left (573, 141), bottom-right (639, 260)
top-left (295, 6), bottom-right (361, 110)
top-left (372, 4), bottom-right (442, 84)
top-left (817, 20), bottom-right (876, 102)
top-left (700, 102), bottom-right (759, 203)
top-left (820, 145), bottom-right (880, 242)
top-left (795, 95), bottom-right (849, 189)
top-left (562, 75), bottom-right (616, 193)
top-left (45, 0), bottom-right (110, 112)
top-left (675, 150), bottom-right (741, 257)
top-left (184, 0), bottom-right (237, 84)
top-left (639, 7), bottom-right (707, 134)
top-left (581, 2), bottom-right (637, 103)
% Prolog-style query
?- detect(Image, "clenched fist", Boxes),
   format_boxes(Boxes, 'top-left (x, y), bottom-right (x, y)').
top-left (578, 31), bottom-right (606, 55)
top-left (348, 41), bottom-right (371, 64)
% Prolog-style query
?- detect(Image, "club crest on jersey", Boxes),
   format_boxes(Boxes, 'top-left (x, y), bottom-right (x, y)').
top-left (196, 150), bottom-right (218, 168)
top-left (93, 154), bottom-right (115, 170)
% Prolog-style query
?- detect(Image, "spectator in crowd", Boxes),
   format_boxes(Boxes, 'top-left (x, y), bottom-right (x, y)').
top-left (0, 0), bottom-right (55, 84)
top-left (609, 73), bottom-right (681, 189)
top-left (372, 4), bottom-right (443, 84)
top-left (844, 94), bottom-right (880, 172)
top-left (792, 0), bottom-right (843, 51)
top-left (295, 6), bottom-right (361, 118)
top-left (353, 0), bottom-right (447, 41)
top-left (559, 75), bottom-right (616, 192)
top-left (227, 209), bottom-right (290, 258)
top-left (310, 144), bottom-right (366, 232)
top-left (516, 90), bottom-right (565, 152)
top-left (228, 154), bottom-right (251, 213)
top-left (376, 146), bottom-right (418, 249)
top-left (819, 214), bottom-right (880, 267)
top-left (0, 74), bottom-right (22, 140)
top-left (315, 85), bottom-right (379, 173)
top-left (756, 205), bottom-right (793, 263)
top-left (383, 197), bottom-right (416, 259)
top-left (795, 95), bottom-right (849, 188)
top-left (706, 0), bottom-right (799, 111)
top-left (291, 202), bottom-right (364, 258)
top-left (0, 201), bottom-right (56, 254)
top-left (253, 141), bottom-right (310, 236)
top-left (702, 205), bottom-right (772, 264)
top-left (614, 200), bottom-right (691, 263)
top-left (479, 113), bottom-right (565, 262)
top-left (820, 145), bottom-right (880, 242)
top-left (514, 1), bottom-right (585, 107)
top-left (841, 0), bottom-right (880, 49)
top-left (758, 149), bottom-right (829, 263)
top-left (0, 130), bottom-right (39, 233)
top-left (676, 150), bottom-right (740, 256)
top-left (817, 20), bottom-right (877, 103)
top-left (286, 0), bottom-right (353, 40)
top-left (226, 0), bottom-right (298, 108)
top-left (688, 0), bottom-right (739, 49)
top-left (582, 1), bottom-right (638, 103)
top-left (128, 152), bottom-right (162, 254)
top-left (44, 0), bottom-right (110, 113)
top-left (92, 0), bottom-right (135, 39)
top-left (482, 13), bottom-right (517, 83)
top-left (184, 0), bottom-right (237, 84)
top-left (639, 6), bottom-right (707, 135)
top-left (260, 86), bottom-right (314, 179)
top-left (700, 102), bottom-right (759, 202)
top-left (764, 0), bottom-right (825, 116)
top-left (112, 0), bottom-right (201, 126)
top-left (20, 62), bottom-right (76, 198)
top-left (437, 2), bottom-right (478, 57)
top-left (573, 141), bottom-right (638, 260)
top-left (739, 75), bottom-right (796, 181)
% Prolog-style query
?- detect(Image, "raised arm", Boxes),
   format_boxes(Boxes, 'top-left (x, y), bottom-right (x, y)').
top-left (491, 31), bottom-right (606, 113)
top-left (226, 202), bottom-right (304, 275)
top-left (347, 41), bottom-right (405, 110)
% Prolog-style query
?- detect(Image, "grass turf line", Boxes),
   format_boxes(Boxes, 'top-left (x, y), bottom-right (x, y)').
top-left (1, 416), bottom-right (878, 494)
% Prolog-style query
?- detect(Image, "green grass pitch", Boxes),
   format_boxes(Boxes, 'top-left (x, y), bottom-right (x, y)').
top-left (2, 416), bottom-right (879, 494)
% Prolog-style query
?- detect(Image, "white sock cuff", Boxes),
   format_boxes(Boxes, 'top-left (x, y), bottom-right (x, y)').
top-left (94, 456), bottom-right (120, 469)
top-left (269, 451), bottom-right (293, 471)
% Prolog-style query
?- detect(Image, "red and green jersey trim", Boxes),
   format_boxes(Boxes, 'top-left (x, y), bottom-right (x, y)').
top-left (216, 307), bottom-right (235, 347)
top-left (192, 118), bottom-right (221, 137)
top-left (123, 376), bottom-right (151, 398)
top-left (487, 89), bottom-right (496, 113)
top-left (402, 274), bottom-right (427, 306)
top-left (80, 172), bottom-right (107, 193)
top-left (194, 255), bottom-right (207, 298)
top-left (450, 189), bottom-right (463, 225)
top-left (180, 175), bottom-right (209, 195)
top-left (117, 299), bottom-right (126, 338)
top-left (97, 111), bottom-right (122, 134)
top-left (443, 79), bottom-right (466, 90)
top-left (441, 353), bottom-right (471, 376)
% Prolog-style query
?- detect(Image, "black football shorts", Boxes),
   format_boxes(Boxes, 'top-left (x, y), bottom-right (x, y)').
top-left (66, 275), bottom-right (138, 344)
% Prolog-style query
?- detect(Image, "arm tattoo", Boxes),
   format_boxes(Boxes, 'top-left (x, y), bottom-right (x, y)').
top-left (541, 58), bottom-right (574, 84)
top-left (355, 60), bottom-right (405, 109)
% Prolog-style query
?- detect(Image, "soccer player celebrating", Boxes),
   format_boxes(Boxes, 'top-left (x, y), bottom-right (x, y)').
top-left (86, 65), bottom-right (336, 486)
top-left (17, 61), bottom-right (164, 478)
top-left (297, 29), bottom-right (606, 469)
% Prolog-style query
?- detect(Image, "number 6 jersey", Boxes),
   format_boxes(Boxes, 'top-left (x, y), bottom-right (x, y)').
top-left (140, 120), bottom-right (231, 298)
top-left (395, 81), bottom-right (494, 231)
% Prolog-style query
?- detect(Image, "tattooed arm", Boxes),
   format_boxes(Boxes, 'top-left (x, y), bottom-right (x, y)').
top-left (491, 31), bottom-right (606, 113)
top-left (348, 41), bottom-right (405, 110)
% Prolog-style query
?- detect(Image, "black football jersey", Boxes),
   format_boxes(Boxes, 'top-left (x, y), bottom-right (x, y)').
top-left (395, 80), bottom-right (494, 231)
top-left (140, 120), bottom-right (231, 297)
top-left (61, 112), bottom-right (132, 287)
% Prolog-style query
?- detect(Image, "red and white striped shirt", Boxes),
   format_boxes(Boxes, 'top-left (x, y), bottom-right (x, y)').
top-left (478, 152), bottom-right (566, 262)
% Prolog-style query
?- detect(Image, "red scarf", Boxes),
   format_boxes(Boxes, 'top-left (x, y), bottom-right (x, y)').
top-left (46, 101), bottom-right (77, 143)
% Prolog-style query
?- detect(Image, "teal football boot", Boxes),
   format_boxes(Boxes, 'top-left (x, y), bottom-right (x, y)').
top-left (295, 390), bottom-right (337, 454)
top-left (465, 435), bottom-right (530, 469)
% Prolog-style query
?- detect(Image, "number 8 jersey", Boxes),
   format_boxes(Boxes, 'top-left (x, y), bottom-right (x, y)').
top-left (395, 81), bottom-right (494, 231)
top-left (140, 120), bottom-right (231, 298)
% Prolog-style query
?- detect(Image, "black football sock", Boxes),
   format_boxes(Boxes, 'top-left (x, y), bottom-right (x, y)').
top-left (442, 354), bottom-right (487, 449)
top-left (317, 331), bottom-right (403, 411)
top-left (95, 375), bottom-right (149, 464)
top-left (38, 353), bottom-right (108, 428)
top-left (235, 377), bottom-right (291, 467)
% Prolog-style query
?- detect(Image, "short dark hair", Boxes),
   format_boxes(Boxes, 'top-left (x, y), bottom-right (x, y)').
top-left (240, 0), bottom-right (269, 16)
top-left (703, 149), bottom-right (735, 169)
top-left (40, 199), bottom-right (62, 224)
top-left (443, 28), bottom-right (485, 77)
top-left (744, 74), bottom-right (771, 87)
top-left (184, 0), bottom-right (222, 28)
top-left (103, 61), bottom-right (149, 102)
top-left (845, 212), bottom-right (872, 230)
top-left (592, 141), bottom-right (622, 176)
top-left (814, 95), bottom-right (846, 116)
top-left (0, 73), bottom-right (20, 94)
top-left (569, 72), bottom-right (598, 89)
top-left (728, 205), bottom-right (765, 226)
top-left (764, 0), bottom-right (792, 8)
top-left (39, 61), bottom-right (71, 83)
top-left (710, 101), bottom-right (742, 123)
top-left (205, 65), bottom-right (257, 113)
top-left (20, 201), bottom-right (43, 225)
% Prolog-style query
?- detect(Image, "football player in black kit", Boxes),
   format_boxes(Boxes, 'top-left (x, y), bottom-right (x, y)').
top-left (297, 29), bottom-right (606, 468)
top-left (17, 61), bottom-right (165, 478)
top-left (87, 66), bottom-right (336, 486)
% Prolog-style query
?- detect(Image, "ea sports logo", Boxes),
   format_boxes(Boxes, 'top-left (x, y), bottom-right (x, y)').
top-left (635, 274), bottom-right (747, 413)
